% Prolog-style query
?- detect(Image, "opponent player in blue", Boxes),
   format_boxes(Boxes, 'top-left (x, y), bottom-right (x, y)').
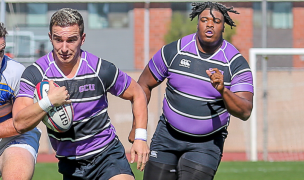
top-left (130, 2), bottom-right (254, 180)
top-left (0, 22), bottom-right (41, 180)
top-left (13, 8), bottom-right (149, 180)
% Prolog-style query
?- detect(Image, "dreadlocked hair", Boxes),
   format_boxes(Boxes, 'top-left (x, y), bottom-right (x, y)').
top-left (189, 1), bottom-right (239, 29)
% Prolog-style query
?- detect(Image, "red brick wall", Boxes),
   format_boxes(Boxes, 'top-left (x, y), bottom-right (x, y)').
top-left (149, 3), bottom-right (172, 60)
top-left (134, 3), bottom-right (171, 70)
top-left (225, 2), bottom-right (253, 61)
top-left (293, 2), bottom-right (304, 67)
top-left (134, 3), bottom-right (146, 70)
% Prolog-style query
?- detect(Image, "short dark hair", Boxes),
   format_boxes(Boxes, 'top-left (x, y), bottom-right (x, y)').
top-left (49, 8), bottom-right (84, 36)
top-left (189, 1), bottom-right (239, 29)
top-left (0, 22), bottom-right (8, 38)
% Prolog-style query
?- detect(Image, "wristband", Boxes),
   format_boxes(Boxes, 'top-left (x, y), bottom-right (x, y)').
top-left (135, 128), bottom-right (147, 141)
top-left (38, 95), bottom-right (53, 112)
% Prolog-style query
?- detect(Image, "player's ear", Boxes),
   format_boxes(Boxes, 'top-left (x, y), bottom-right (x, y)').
top-left (48, 32), bottom-right (52, 42)
top-left (81, 33), bottom-right (86, 45)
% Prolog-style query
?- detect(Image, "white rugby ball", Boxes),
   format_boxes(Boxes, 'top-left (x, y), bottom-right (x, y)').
top-left (33, 80), bottom-right (73, 133)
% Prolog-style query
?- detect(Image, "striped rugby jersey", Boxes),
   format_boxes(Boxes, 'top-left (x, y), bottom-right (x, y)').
top-left (17, 51), bottom-right (131, 160)
top-left (149, 33), bottom-right (253, 136)
top-left (0, 55), bottom-right (24, 123)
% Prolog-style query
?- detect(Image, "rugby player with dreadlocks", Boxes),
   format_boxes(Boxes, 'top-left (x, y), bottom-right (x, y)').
top-left (129, 1), bottom-right (254, 180)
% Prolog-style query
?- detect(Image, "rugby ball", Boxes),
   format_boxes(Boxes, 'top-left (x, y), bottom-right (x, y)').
top-left (33, 80), bottom-right (73, 133)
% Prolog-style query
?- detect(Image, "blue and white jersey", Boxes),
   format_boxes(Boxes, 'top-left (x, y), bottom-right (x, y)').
top-left (0, 55), bottom-right (23, 122)
top-left (149, 33), bottom-right (254, 136)
top-left (0, 55), bottom-right (41, 153)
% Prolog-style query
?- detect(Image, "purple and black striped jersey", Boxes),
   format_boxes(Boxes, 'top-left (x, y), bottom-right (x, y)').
top-left (149, 33), bottom-right (253, 136)
top-left (17, 50), bottom-right (132, 160)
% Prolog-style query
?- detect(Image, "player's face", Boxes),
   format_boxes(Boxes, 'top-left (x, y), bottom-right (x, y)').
top-left (0, 37), bottom-right (6, 63)
top-left (196, 9), bottom-right (224, 47)
top-left (49, 25), bottom-right (85, 65)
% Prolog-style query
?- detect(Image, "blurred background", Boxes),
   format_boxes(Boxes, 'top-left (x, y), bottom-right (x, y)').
top-left (1, 0), bottom-right (304, 163)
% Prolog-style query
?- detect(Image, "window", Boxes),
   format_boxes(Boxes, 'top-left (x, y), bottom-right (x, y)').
top-left (171, 2), bottom-right (192, 12)
top-left (27, 3), bottom-right (48, 25)
top-left (88, 3), bottom-right (130, 29)
top-left (271, 2), bottom-right (292, 29)
top-left (6, 3), bottom-right (48, 28)
top-left (253, 2), bottom-right (293, 29)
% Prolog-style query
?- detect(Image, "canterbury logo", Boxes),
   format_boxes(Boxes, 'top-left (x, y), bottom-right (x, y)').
top-left (150, 151), bottom-right (158, 158)
top-left (179, 59), bottom-right (191, 68)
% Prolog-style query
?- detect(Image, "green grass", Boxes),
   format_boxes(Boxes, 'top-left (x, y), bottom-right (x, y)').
top-left (32, 161), bottom-right (304, 180)
top-left (216, 161), bottom-right (304, 180)
top-left (31, 163), bottom-right (144, 180)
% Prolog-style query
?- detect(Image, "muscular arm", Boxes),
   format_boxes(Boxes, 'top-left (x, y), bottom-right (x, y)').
top-left (137, 65), bottom-right (162, 104)
top-left (13, 81), bottom-right (70, 133)
top-left (206, 68), bottom-right (253, 120)
top-left (12, 97), bottom-right (48, 133)
top-left (119, 78), bottom-right (148, 129)
top-left (128, 66), bottom-right (161, 143)
top-left (0, 119), bottom-right (20, 138)
top-left (119, 78), bottom-right (149, 171)
top-left (220, 90), bottom-right (253, 120)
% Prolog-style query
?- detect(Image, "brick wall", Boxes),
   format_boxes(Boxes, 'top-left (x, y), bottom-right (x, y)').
top-left (226, 2), bottom-right (253, 61)
top-left (134, 3), bottom-right (171, 70)
top-left (134, 3), bottom-right (146, 70)
top-left (293, 2), bottom-right (304, 67)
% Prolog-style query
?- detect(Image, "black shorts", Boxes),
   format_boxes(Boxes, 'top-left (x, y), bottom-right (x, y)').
top-left (58, 138), bottom-right (134, 180)
top-left (148, 116), bottom-right (227, 171)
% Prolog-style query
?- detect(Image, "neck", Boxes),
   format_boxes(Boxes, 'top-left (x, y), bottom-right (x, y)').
top-left (196, 36), bottom-right (223, 54)
top-left (53, 53), bottom-right (81, 78)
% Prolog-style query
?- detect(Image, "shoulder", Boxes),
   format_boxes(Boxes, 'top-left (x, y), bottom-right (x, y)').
top-left (163, 33), bottom-right (196, 54)
top-left (222, 40), bottom-right (243, 61)
top-left (163, 40), bottom-right (178, 56)
top-left (6, 58), bottom-right (25, 70)
top-left (3, 57), bottom-right (25, 77)
top-left (82, 51), bottom-right (100, 70)
top-left (97, 59), bottom-right (118, 79)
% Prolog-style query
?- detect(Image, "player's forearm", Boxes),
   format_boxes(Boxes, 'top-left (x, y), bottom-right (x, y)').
top-left (221, 88), bottom-right (253, 120)
top-left (14, 103), bottom-right (47, 133)
top-left (141, 85), bottom-right (152, 104)
top-left (132, 91), bottom-right (148, 129)
top-left (0, 118), bottom-right (20, 138)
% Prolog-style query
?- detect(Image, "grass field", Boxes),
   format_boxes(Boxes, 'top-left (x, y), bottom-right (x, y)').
top-left (32, 161), bottom-right (304, 180)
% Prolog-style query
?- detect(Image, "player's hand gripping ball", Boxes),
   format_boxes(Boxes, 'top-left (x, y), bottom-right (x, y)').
top-left (33, 80), bottom-right (73, 133)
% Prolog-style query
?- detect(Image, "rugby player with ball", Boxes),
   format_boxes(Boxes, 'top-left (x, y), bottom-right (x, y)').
top-left (13, 8), bottom-right (149, 180)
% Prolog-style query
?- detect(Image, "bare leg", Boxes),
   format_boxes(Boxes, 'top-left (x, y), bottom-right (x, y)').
top-left (0, 147), bottom-right (35, 180)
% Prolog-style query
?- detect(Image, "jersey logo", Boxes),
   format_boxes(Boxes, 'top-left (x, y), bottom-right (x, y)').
top-left (150, 150), bottom-right (158, 158)
top-left (79, 84), bottom-right (95, 93)
top-left (179, 59), bottom-right (191, 68)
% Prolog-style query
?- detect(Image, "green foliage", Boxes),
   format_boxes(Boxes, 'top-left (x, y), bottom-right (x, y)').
top-left (164, 12), bottom-right (197, 44)
top-left (164, 12), bottom-right (237, 44)
top-left (223, 23), bottom-right (237, 43)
